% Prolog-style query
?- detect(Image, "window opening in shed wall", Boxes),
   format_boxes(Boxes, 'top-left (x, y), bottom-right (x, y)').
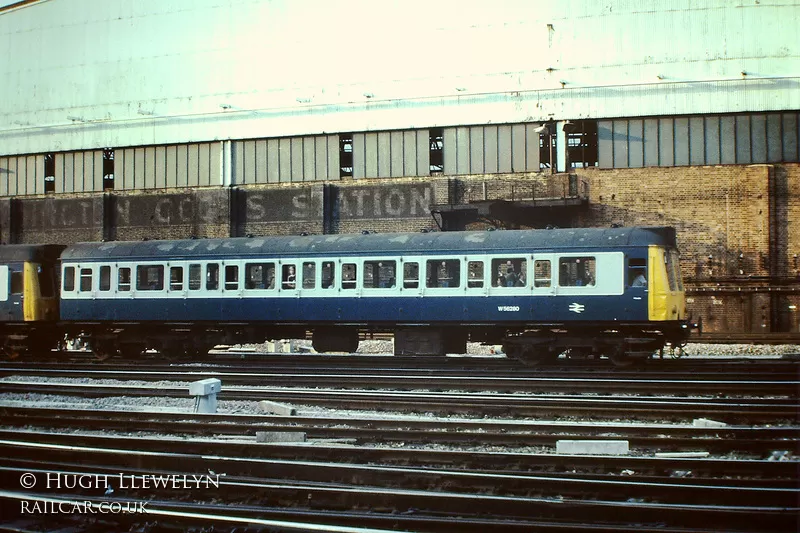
top-left (539, 130), bottom-right (556, 171)
top-left (429, 128), bottom-right (444, 174)
top-left (44, 153), bottom-right (55, 193)
top-left (566, 120), bottom-right (598, 168)
top-left (339, 134), bottom-right (353, 178)
top-left (103, 149), bottom-right (115, 190)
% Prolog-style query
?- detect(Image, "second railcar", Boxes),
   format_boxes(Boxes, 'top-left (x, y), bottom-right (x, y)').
top-left (59, 226), bottom-right (690, 363)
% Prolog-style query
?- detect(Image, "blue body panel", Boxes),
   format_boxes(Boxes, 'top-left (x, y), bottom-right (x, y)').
top-left (61, 291), bottom-right (650, 325)
top-left (59, 227), bottom-right (670, 328)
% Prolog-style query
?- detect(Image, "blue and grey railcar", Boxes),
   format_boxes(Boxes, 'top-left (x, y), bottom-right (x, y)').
top-left (58, 226), bottom-right (691, 364)
top-left (0, 244), bottom-right (65, 356)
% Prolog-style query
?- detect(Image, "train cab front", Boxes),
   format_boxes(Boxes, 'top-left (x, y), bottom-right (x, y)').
top-left (0, 244), bottom-right (65, 357)
top-left (647, 244), bottom-right (696, 344)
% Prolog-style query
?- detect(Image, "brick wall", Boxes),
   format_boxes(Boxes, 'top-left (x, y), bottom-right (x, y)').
top-left (14, 194), bottom-right (104, 245)
top-left (331, 177), bottom-right (444, 234)
top-left (7, 163), bottom-right (798, 333)
top-left (574, 163), bottom-right (800, 333)
top-left (111, 188), bottom-right (231, 241)
top-left (575, 165), bottom-right (774, 279)
top-left (780, 164), bottom-right (800, 279)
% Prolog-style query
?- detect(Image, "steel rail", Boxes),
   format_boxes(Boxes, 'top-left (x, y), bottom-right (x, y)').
top-left (1, 407), bottom-right (797, 454)
top-left (0, 490), bottom-right (773, 533)
top-left (8, 352), bottom-right (800, 372)
top-left (1, 366), bottom-right (797, 395)
top-left (1, 442), bottom-right (798, 529)
top-left (0, 381), bottom-right (797, 422)
top-left (1, 429), bottom-right (794, 481)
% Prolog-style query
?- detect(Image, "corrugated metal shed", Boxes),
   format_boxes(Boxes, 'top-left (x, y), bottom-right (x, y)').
top-left (1, 0), bottom-right (797, 155)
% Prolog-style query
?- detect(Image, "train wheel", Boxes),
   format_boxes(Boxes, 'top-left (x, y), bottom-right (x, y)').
top-left (565, 348), bottom-right (592, 360)
top-left (505, 344), bottom-right (560, 366)
top-left (608, 351), bottom-right (635, 367)
top-left (608, 348), bottom-right (650, 368)
top-left (92, 340), bottom-right (117, 362)
top-left (119, 345), bottom-right (144, 359)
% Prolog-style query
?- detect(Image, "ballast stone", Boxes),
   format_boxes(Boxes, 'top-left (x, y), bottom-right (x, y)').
top-left (259, 400), bottom-right (297, 416)
top-left (556, 440), bottom-right (630, 455)
top-left (692, 418), bottom-right (728, 428)
top-left (256, 431), bottom-right (306, 443)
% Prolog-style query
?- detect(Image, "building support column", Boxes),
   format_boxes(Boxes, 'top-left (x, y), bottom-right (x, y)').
top-left (220, 140), bottom-right (232, 187)
top-left (556, 121), bottom-right (569, 173)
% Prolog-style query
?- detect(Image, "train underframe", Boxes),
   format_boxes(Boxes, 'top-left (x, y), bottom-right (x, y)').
top-left (2, 319), bottom-right (691, 367)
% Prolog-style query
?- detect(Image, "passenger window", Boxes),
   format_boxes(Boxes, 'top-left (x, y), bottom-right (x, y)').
top-left (302, 262), bottom-right (316, 289)
top-left (534, 260), bottom-right (551, 287)
top-left (206, 264), bottom-right (219, 290)
top-left (11, 270), bottom-right (24, 294)
top-left (79, 268), bottom-right (92, 292)
top-left (321, 261), bottom-right (335, 289)
top-left (426, 259), bottom-right (460, 288)
top-left (224, 265), bottom-right (238, 290)
top-left (245, 263), bottom-right (275, 289)
top-left (189, 264), bottom-right (201, 290)
top-left (137, 265), bottom-right (164, 291)
top-left (118, 267), bottom-right (131, 292)
top-left (341, 263), bottom-right (357, 289)
top-left (170, 266), bottom-right (183, 291)
top-left (63, 266), bottom-right (75, 292)
top-left (628, 258), bottom-right (647, 288)
top-left (364, 261), bottom-right (396, 289)
top-left (467, 261), bottom-right (484, 288)
top-left (403, 262), bottom-right (419, 289)
top-left (559, 257), bottom-right (596, 287)
top-left (282, 264), bottom-right (297, 289)
top-left (492, 258), bottom-right (527, 287)
top-left (99, 266), bottom-right (111, 291)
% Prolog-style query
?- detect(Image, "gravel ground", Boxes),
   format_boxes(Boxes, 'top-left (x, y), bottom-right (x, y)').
top-left (1, 341), bottom-right (796, 462)
top-left (241, 339), bottom-right (800, 358)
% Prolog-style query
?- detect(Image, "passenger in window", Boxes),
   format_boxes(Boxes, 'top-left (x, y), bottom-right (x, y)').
top-left (321, 263), bottom-right (334, 289)
top-left (504, 265), bottom-right (518, 287)
top-left (283, 266), bottom-right (296, 289)
top-left (583, 272), bottom-right (595, 286)
top-left (342, 267), bottom-right (356, 289)
top-left (438, 261), bottom-right (451, 288)
top-left (468, 265), bottom-right (481, 288)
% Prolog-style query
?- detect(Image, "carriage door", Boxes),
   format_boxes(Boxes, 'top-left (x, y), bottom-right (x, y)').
top-left (0, 264), bottom-right (24, 321)
top-left (465, 256), bottom-right (488, 296)
top-left (531, 255), bottom-right (556, 296)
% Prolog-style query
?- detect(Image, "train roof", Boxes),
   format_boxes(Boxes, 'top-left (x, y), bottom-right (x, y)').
top-left (0, 244), bottom-right (66, 262)
top-left (61, 227), bottom-right (678, 261)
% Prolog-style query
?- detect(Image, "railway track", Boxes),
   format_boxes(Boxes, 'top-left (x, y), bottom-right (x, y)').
top-left (1, 364), bottom-right (798, 395)
top-left (1, 430), bottom-right (797, 532)
top-left (0, 380), bottom-right (797, 422)
top-left (1, 354), bottom-right (797, 532)
top-left (2, 406), bottom-right (797, 453)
